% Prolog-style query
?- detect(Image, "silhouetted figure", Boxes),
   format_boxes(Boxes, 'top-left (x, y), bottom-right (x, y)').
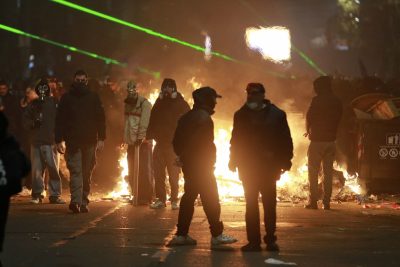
top-left (229, 83), bottom-right (293, 252)
top-left (305, 76), bottom-right (342, 210)
top-left (0, 80), bottom-right (22, 142)
top-left (169, 87), bottom-right (237, 247)
top-left (147, 78), bottom-right (190, 210)
top-left (0, 112), bottom-right (30, 265)
top-left (55, 70), bottom-right (106, 213)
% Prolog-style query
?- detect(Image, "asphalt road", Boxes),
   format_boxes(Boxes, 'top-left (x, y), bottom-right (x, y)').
top-left (2, 196), bottom-right (400, 267)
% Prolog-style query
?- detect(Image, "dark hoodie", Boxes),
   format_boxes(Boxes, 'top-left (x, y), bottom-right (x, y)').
top-left (55, 83), bottom-right (106, 149)
top-left (23, 97), bottom-right (58, 146)
top-left (230, 100), bottom-right (293, 176)
top-left (306, 91), bottom-right (342, 142)
top-left (0, 112), bottom-right (30, 197)
top-left (147, 93), bottom-right (190, 145)
top-left (173, 103), bottom-right (216, 169)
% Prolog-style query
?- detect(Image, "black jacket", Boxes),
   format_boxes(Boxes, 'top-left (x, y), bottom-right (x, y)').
top-left (230, 100), bottom-right (293, 176)
top-left (55, 84), bottom-right (106, 148)
top-left (23, 97), bottom-right (57, 146)
top-left (173, 105), bottom-right (216, 168)
top-left (147, 93), bottom-right (190, 145)
top-left (306, 93), bottom-right (342, 142)
top-left (0, 94), bottom-right (22, 140)
top-left (0, 136), bottom-right (31, 197)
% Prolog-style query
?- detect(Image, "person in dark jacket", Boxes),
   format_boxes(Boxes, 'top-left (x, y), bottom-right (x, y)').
top-left (168, 87), bottom-right (237, 247)
top-left (304, 76), bottom-right (342, 210)
top-left (0, 112), bottom-right (31, 264)
top-left (55, 70), bottom-right (106, 213)
top-left (229, 83), bottom-right (293, 252)
top-left (147, 78), bottom-right (190, 210)
top-left (23, 80), bottom-right (65, 204)
top-left (0, 80), bottom-right (22, 142)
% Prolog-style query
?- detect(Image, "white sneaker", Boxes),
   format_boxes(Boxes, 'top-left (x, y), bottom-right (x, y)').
top-left (150, 199), bottom-right (166, 209)
top-left (30, 198), bottom-right (42, 204)
top-left (211, 234), bottom-right (238, 246)
top-left (171, 201), bottom-right (179, 210)
top-left (167, 235), bottom-right (197, 247)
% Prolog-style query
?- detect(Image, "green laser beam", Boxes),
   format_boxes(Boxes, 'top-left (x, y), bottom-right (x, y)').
top-left (238, 0), bottom-right (326, 75)
top-left (0, 23), bottom-right (125, 66)
top-left (0, 23), bottom-right (162, 79)
top-left (50, 0), bottom-right (236, 62)
top-left (49, 0), bottom-right (293, 79)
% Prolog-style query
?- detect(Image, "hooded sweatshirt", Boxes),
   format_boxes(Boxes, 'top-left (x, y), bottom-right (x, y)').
top-left (55, 83), bottom-right (106, 148)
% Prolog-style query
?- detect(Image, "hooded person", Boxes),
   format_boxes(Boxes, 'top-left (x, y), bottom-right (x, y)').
top-left (147, 78), bottom-right (190, 210)
top-left (229, 82), bottom-right (293, 252)
top-left (123, 80), bottom-right (153, 205)
top-left (304, 76), bottom-right (342, 210)
top-left (169, 87), bottom-right (237, 247)
top-left (0, 112), bottom-right (30, 262)
top-left (23, 79), bottom-right (65, 204)
top-left (55, 70), bottom-right (106, 213)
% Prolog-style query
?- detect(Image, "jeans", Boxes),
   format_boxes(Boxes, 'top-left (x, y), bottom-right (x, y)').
top-left (30, 145), bottom-right (62, 199)
top-left (307, 141), bottom-right (336, 205)
top-left (177, 165), bottom-right (223, 237)
top-left (66, 145), bottom-right (96, 206)
top-left (153, 144), bottom-right (180, 203)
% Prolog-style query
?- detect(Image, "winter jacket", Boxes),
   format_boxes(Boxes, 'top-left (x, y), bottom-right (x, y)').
top-left (124, 95), bottom-right (152, 145)
top-left (23, 97), bottom-right (57, 146)
top-left (0, 136), bottom-right (31, 197)
top-left (306, 93), bottom-right (342, 142)
top-left (173, 105), bottom-right (216, 169)
top-left (147, 93), bottom-right (190, 145)
top-left (230, 100), bottom-right (293, 177)
top-left (0, 94), bottom-right (22, 140)
top-left (55, 84), bottom-right (106, 148)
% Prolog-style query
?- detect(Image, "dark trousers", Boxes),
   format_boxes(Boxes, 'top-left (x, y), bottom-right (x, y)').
top-left (241, 173), bottom-right (277, 245)
top-left (0, 196), bottom-right (10, 253)
top-left (177, 165), bottom-right (223, 237)
top-left (153, 144), bottom-right (180, 202)
top-left (127, 143), bottom-right (153, 203)
top-left (65, 145), bottom-right (96, 206)
top-left (308, 141), bottom-right (336, 205)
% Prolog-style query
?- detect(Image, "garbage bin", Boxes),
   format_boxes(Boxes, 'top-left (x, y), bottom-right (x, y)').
top-left (356, 119), bottom-right (400, 193)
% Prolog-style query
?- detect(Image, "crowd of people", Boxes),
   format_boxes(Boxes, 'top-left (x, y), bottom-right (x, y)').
top-left (1, 70), bottom-right (349, 259)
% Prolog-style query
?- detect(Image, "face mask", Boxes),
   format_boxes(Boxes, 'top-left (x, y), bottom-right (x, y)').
top-left (73, 81), bottom-right (87, 90)
top-left (246, 101), bottom-right (259, 110)
top-left (126, 81), bottom-right (138, 99)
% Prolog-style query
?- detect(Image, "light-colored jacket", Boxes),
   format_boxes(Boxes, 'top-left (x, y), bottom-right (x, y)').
top-left (124, 95), bottom-right (152, 145)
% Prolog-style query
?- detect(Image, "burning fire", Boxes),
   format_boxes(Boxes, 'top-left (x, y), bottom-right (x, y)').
top-left (106, 151), bottom-right (131, 200)
top-left (106, 80), bottom-right (362, 202)
top-left (334, 163), bottom-right (363, 195)
top-left (148, 89), bottom-right (159, 105)
top-left (245, 26), bottom-right (291, 63)
top-left (213, 127), bottom-right (244, 200)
